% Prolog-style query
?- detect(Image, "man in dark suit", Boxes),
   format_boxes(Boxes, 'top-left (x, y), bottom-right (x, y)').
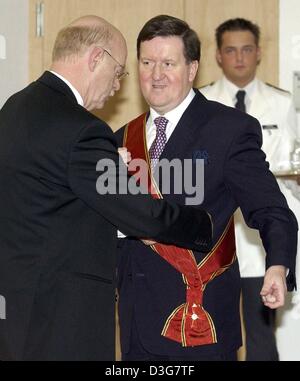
top-left (116, 15), bottom-right (298, 361)
top-left (0, 15), bottom-right (212, 361)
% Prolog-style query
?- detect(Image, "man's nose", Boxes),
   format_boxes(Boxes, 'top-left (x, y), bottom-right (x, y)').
top-left (236, 50), bottom-right (244, 62)
top-left (152, 63), bottom-right (164, 80)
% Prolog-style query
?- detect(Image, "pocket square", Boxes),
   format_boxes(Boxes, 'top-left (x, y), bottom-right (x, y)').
top-left (192, 150), bottom-right (209, 165)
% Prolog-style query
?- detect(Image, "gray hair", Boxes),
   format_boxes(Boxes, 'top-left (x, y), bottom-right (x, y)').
top-left (52, 24), bottom-right (113, 61)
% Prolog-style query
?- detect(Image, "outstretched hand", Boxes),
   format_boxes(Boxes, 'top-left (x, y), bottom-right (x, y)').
top-left (118, 147), bottom-right (131, 166)
top-left (141, 239), bottom-right (157, 246)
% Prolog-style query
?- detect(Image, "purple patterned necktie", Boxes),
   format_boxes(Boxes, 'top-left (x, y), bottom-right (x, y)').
top-left (149, 116), bottom-right (168, 170)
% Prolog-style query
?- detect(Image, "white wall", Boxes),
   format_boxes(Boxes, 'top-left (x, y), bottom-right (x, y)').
top-left (277, 0), bottom-right (300, 361)
top-left (0, 0), bottom-right (28, 108)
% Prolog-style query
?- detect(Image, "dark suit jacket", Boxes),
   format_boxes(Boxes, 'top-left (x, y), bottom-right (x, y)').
top-left (0, 73), bottom-right (212, 360)
top-left (116, 90), bottom-right (298, 358)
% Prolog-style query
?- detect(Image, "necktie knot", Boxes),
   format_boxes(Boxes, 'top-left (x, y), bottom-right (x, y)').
top-left (149, 116), bottom-right (168, 170)
top-left (154, 116), bottom-right (168, 133)
top-left (235, 90), bottom-right (246, 112)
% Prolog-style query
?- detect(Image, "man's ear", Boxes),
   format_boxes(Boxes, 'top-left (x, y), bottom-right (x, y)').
top-left (256, 46), bottom-right (262, 65)
top-left (88, 46), bottom-right (105, 72)
top-left (189, 60), bottom-right (199, 82)
top-left (216, 49), bottom-right (222, 67)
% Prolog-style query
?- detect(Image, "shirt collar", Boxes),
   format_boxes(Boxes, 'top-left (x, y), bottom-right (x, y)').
top-left (222, 76), bottom-right (257, 103)
top-left (149, 88), bottom-right (195, 126)
top-left (50, 71), bottom-right (84, 106)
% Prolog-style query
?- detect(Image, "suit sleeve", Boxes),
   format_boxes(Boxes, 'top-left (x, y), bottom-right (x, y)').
top-left (67, 120), bottom-right (212, 252)
top-left (224, 116), bottom-right (298, 290)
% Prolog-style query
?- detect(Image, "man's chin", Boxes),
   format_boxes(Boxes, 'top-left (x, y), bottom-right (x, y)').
top-left (146, 95), bottom-right (167, 107)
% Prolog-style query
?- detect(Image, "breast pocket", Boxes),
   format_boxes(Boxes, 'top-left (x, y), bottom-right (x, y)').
top-left (261, 123), bottom-right (290, 171)
top-left (261, 123), bottom-right (280, 136)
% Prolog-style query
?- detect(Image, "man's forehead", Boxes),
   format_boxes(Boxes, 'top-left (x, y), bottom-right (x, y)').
top-left (221, 31), bottom-right (257, 47)
top-left (222, 31), bottom-right (256, 42)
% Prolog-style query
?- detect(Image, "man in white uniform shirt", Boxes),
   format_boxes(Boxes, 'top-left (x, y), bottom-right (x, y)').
top-left (200, 17), bottom-right (299, 361)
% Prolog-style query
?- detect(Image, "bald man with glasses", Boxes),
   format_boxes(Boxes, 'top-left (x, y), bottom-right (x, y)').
top-left (0, 15), bottom-right (212, 361)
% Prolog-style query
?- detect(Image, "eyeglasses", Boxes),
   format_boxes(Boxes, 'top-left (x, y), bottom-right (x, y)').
top-left (103, 48), bottom-right (129, 81)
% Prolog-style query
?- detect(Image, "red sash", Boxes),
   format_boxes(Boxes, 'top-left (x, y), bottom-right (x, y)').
top-left (123, 113), bottom-right (236, 347)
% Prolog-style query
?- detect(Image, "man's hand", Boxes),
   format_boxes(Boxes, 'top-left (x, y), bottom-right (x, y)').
top-left (141, 239), bottom-right (157, 246)
top-left (118, 147), bottom-right (131, 166)
top-left (260, 265), bottom-right (287, 309)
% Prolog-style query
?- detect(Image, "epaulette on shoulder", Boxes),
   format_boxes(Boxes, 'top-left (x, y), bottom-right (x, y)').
top-left (199, 81), bottom-right (215, 89)
top-left (266, 83), bottom-right (290, 94)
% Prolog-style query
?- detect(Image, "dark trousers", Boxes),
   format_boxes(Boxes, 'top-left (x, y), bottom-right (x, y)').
top-left (241, 277), bottom-right (279, 361)
top-left (122, 318), bottom-right (237, 361)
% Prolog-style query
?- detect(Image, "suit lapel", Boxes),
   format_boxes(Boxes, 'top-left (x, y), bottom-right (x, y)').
top-left (160, 90), bottom-right (208, 160)
top-left (37, 71), bottom-right (78, 105)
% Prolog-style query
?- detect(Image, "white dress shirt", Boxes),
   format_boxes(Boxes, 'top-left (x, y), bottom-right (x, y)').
top-left (146, 88), bottom-right (195, 148)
